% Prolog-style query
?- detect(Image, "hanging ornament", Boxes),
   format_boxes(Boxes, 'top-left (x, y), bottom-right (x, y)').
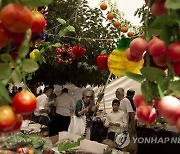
top-left (108, 38), bottom-right (144, 77)
top-left (30, 31), bottom-right (46, 47)
top-left (96, 50), bottom-right (109, 70)
top-left (72, 45), bottom-right (86, 58)
top-left (55, 46), bottom-right (75, 64)
top-left (29, 49), bottom-right (40, 60)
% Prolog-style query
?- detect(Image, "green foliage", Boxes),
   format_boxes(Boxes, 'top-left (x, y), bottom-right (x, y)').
top-left (165, 0), bottom-right (180, 9)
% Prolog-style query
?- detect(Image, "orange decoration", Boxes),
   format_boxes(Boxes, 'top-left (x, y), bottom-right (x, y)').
top-left (113, 21), bottom-right (120, 28)
top-left (100, 3), bottom-right (107, 10)
top-left (127, 31), bottom-right (134, 37)
top-left (121, 26), bottom-right (128, 33)
top-left (107, 13), bottom-right (114, 20)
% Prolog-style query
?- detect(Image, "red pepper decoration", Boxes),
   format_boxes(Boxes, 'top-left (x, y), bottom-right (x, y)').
top-left (72, 45), bottom-right (86, 58)
top-left (96, 51), bottom-right (109, 70)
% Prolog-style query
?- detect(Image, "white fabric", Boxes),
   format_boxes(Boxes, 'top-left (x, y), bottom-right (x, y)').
top-left (104, 110), bottom-right (127, 133)
top-left (34, 94), bottom-right (49, 116)
top-left (120, 97), bottom-right (134, 113)
top-left (93, 76), bottom-right (141, 113)
top-left (68, 115), bottom-right (86, 136)
top-left (55, 93), bottom-right (75, 116)
top-left (52, 76), bottom-right (141, 113)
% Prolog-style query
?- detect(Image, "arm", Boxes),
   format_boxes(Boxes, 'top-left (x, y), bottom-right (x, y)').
top-left (75, 100), bottom-right (87, 117)
top-left (104, 115), bottom-right (110, 127)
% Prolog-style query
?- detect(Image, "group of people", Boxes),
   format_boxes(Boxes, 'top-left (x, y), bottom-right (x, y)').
top-left (33, 86), bottom-right (137, 153)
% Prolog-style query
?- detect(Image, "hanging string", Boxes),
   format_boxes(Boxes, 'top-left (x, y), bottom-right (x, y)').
top-left (46, 33), bottom-right (119, 41)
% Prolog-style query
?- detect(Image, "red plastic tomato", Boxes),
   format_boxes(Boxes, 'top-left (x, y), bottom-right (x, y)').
top-left (0, 3), bottom-right (33, 33)
top-left (4, 114), bottom-right (23, 133)
top-left (0, 22), bottom-right (9, 47)
top-left (12, 90), bottom-right (37, 115)
top-left (31, 11), bottom-right (46, 33)
top-left (0, 105), bottom-right (17, 131)
top-left (9, 29), bottom-right (32, 43)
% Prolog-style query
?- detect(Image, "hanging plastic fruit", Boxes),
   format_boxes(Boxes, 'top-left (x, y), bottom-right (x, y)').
top-left (100, 2), bottom-right (107, 10)
top-left (96, 50), bottom-right (109, 70)
top-left (108, 38), bottom-right (144, 77)
top-left (107, 12), bottom-right (114, 20)
top-left (72, 45), bottom-right (86, 59)
top-left (30, 49), bottom-right (40, 60)
top-left (31, 11), bottom-right (46, 33)
top-left (113, 21), bottom-right (120, 28)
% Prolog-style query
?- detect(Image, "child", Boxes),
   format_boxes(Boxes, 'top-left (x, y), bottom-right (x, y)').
top-left (104, 99), bottom-right (127, 141)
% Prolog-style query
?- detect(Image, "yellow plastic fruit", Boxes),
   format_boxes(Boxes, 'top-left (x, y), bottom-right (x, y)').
top-left (108, 49), bottom-right (144, 77)
top-left (30, 49), bottom-right (39, 60)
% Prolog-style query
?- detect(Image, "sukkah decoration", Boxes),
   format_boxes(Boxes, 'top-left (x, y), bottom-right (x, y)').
top-left (71, 45), bottom-right (86, 59)
top-left (55, 46), bottom-right (75, 64)
top-left (29, 49), bottom-right (40, 60)
top-left (30, 6), bottom-right (48, 48)
top-left (96, 50), bottom-right (109, 71)
top-left (30, 31), bottom-right (46, 48)
top-left (108, 38), bottom-right (144, 77)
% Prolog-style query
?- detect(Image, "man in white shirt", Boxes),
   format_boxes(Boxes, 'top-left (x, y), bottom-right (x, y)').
top-left (115, 88), bottom-right (135, 130)
top-left (34, 86), bottom-right (53, 126)
top-left (116, 88), bottom-right (137, 154)
top-left (104, 99), bottom-right (127, 141)
top-left (52, 88), bottom-right (75, 135)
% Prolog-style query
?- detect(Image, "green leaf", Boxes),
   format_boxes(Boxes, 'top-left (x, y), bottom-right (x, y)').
top-left (100, 50), bottom-right (108, 55)
top-left (11, 69), bottom-right (22, 83)
top-left (0, 63), bottom-right (11, 80)
top-left (0, 81), bottom-right (11, 103)
top-left (18, 30), bottom-right (31, 58)
top-left (140, 66), bottom-right (166, 84)
top-left (65, 26), bottom-right (75, 32)
top-left (116, 38), bottom-right (132, 50)
top-left (165, 0), bottom-right (180, 9)
top-left (22, 59), bottom-right (39, 73)
top-left (124, 72), bottom-right (144, 83)
top-left (51, 43), bottom-right (61, 47)
top-left (42, 42), bottom-right (51, 47)
top-left (169, 80), bottom-right (180, 96)
top-left (0, 54), bottom-right (12, 62)
top-left (57, 18), bottom-right (66, 25)
top-left (21, 0), bottom-right (53, 7)
top-left (58, 29), bottom-right (68, 38)
top-left (141, 81), bottom-right (152, 104)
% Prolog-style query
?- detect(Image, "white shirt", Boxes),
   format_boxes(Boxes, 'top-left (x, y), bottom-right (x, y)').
top-left (34, 94), bottom-right (49, 116)
top-left (119, 97), bottom-right (134, 124)
top-left (104, 110), bottom-right (127, 133)
top-left (55, 93), bottom-right (75, 116)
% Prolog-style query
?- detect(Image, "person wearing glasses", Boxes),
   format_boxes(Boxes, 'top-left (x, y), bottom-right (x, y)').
top-left (74, 88), bottom-right (97, 140)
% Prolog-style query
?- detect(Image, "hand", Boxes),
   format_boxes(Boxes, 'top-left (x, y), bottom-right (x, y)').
top-left (92, 104), bottom-right (99, 112)
top-left (114, 123), bottom-right (120, 126)
top-left (82, 108), bottom-right (88, 113)
top-left (109, 122), bottom-right (115, 126)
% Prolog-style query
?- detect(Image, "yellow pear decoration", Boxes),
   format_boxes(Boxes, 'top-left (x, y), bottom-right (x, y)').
top-left (30, 49), bottom-right (39, 60)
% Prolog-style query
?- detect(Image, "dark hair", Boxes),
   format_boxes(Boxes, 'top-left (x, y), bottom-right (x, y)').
top-left (62, 88), bottom-right (68, 93)
top-left (44, 86), bottom-right (53, 93)
top-left (112, 99), bottom-right (120, 106)
top-left (127, 89), bottom-right (135, 96)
